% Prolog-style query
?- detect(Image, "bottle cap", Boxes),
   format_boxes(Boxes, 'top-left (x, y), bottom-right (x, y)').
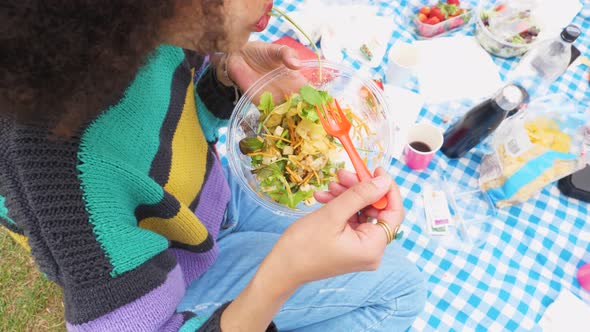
top-left (495, 84), bottom-right (526, 112)
top-left (561, 25), bottom-right (581, 43)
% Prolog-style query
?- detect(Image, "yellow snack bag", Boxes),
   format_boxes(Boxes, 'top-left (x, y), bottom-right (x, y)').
top-left (479, 95), bottom-right (589, 208)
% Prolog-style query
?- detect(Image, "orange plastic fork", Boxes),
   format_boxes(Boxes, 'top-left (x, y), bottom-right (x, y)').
top-left (316, 99), bottom-right (388, 210)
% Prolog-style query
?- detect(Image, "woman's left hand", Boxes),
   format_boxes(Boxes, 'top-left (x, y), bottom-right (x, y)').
top-left (221, 42), bottom-right (306, 102)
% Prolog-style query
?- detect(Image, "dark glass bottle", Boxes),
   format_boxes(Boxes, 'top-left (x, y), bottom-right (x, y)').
top-left (441, 84), bottom-right (528, 159)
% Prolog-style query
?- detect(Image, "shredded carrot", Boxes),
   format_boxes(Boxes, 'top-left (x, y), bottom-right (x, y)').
top-left (285, 166), bottom-right (303, 183)
top-left (313, 170), bottom-right (321, 185)
top-left (301, 172), bottom-right (314, 186)
top-left (262, 134), bottom-right (292, 143)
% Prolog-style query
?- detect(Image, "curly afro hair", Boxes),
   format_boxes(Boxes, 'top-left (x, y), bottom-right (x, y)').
top-left (1, 0), bottom-right (225, 136)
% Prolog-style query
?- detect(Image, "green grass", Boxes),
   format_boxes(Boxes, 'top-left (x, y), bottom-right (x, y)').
top-left (0, 230), bottom-right (65, 332)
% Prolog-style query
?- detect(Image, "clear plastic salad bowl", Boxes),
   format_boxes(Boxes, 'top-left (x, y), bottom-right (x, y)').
top-left (227, 60), bottom-right (396, 217)
top-left (475, 1), bottom-right (542, 58)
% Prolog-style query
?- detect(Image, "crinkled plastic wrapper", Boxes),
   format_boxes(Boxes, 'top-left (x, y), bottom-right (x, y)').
top-left (479, 94), bottom-right (589, 208)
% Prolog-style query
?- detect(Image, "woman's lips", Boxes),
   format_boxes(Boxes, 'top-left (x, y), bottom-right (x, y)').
top-left (254, 1), bottom-right (274, 32)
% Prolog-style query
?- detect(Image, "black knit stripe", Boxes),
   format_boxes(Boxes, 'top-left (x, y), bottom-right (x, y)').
top-left (181, 311), bottom-right (197, 321)
top-left (196, 67), bottom-right (237, 120)
top-left (0, 216), bottom-right (24, 234)
top-left (135, 191), bottom-right (181, 221)
top-left (3, 125), bottom-right (112, 287)
top-left (148, 58), bottom-right (193, 186)
top-left (64, 251), bottom-right (177, 324)
top-left (170, 233), bottom-right (214, 253)
top-left (184, 49), bottom-right (205, 70)
top-left (188, 146), bottom-right (217, 211)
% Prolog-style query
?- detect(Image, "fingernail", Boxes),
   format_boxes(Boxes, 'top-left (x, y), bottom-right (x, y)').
top-left (371, 176), bottom-right (390, 188)
top-left (289, 57), bottom-right (302, 67)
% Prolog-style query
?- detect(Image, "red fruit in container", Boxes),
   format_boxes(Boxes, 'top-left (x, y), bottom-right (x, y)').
top-left (434, 24), bottom-right (446, 35)
top-left (449, 17), bottom-right (465, 29)
top-left (447, 0), bottom-right (460, 5)
top-left (418, 25), bottom-right (435, 38)
top-left (430, 8), bottom-right (445, 21)
top-left (426, 16), bottom-right (441, 25)
top-left (516, 21), bottom-right (530, 33)
top-left (418, 13), bottom-right (428, 22)
top-left (495, 4), bottom-right (507, 12)
top-left (419, 6), bottom-right (431, 16)
top-left (373, 79), bottom-right (384, 90)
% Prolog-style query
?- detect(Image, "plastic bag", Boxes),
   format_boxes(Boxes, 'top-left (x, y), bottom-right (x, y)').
top-left (479, 94), bottom-right (589, 207)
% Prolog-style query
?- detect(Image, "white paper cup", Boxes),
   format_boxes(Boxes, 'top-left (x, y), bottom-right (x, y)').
top-left (386, 42), bottom-right (419, 87)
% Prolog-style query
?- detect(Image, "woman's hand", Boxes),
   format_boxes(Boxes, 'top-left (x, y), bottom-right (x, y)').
top-left (221, 167), bottom-right (405, 331)
top-left (218, 41), bottom-right (307, 102)
top-left (267, 167), bottom-right (405, 288)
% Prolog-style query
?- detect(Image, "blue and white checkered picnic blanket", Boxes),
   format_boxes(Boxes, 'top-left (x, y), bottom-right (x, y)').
top-left (218, 0), bottom-right (590, 330)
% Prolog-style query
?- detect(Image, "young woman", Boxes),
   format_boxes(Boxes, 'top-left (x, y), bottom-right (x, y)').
top-left (0, 1), bottom-right (426, 331)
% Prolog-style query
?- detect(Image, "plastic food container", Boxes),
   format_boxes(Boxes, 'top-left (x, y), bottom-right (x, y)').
top-left (405, 0), bottom-right (474, 39)
top-left (475, 1), bottom-right (541, 58)
top-left (414, 9), bottom-right (473, 39)
top-left (227, 60), bottom-right (396, 217)
top-left (420, 173), bottom-right (497, 251)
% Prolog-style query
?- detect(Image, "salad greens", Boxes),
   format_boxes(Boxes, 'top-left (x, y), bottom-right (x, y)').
top-left (239, 85), bottom-right (346, 209)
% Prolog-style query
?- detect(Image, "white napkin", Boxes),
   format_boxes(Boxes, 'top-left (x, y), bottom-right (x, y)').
top-left (280, 2), bottom-right (395, 68)
top-left (320, 9), bottom-right (395, 67)
top-left (382, 85), bottom-right (425, 160)
top-left (415, 36), bottom-right (503, 104)
top-left (285, 2), bottom-right (326, 46)
top-left (534, 0), bottom-right (583, 41)
top-left (537, 290), bottom-right (590, 331)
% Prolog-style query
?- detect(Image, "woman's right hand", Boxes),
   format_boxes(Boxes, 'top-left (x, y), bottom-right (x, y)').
top-left (261, 167), bottom-right (405, 290)
top-left (221, 167), bottom-right (404, 331)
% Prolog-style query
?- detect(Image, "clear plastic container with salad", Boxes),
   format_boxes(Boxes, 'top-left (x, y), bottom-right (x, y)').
top-left (228, 60), bottom-right (396, 217)
top-left (475, 1), bottom-right (542, 58)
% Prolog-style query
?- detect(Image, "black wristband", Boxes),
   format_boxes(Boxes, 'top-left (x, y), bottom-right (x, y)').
top-left (196, 301), bottom-right (278, 332)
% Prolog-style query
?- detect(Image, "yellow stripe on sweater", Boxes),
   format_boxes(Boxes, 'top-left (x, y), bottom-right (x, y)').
top-left (140, 69), bottom-right (210, 246)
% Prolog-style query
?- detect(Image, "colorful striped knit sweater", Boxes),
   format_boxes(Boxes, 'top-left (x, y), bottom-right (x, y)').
top-left (0, 45), bottom-right (276, 331)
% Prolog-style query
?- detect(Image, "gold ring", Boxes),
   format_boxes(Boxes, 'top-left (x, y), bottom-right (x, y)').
top-left (376, 221), bottom-right (393, 244)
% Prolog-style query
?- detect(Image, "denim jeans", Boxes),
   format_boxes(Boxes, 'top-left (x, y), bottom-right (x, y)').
top-left (177, 169), bottom-right (426, 331)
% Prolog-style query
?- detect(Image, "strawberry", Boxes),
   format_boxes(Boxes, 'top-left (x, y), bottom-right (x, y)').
top-left (516, 21), bottom-right (530, 33)
top-left (430, 7), bottom-right (445, 21)
top-left (418, 25), bottom-right (435, 37)
top-left (447, 0), bottom-right (460, 5)
top-left (426, 16), bottom-right (441, 25)
top-left (418, 13), bottom-right (428, 23)
top-left (373, 79), bottom-right (384, 90)
top-left (495, 4), bottom-right (507, 12)
top-left (419, 6), bottom-right (431, 16)
top-left (449, 17), bottom-right (465, 29)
